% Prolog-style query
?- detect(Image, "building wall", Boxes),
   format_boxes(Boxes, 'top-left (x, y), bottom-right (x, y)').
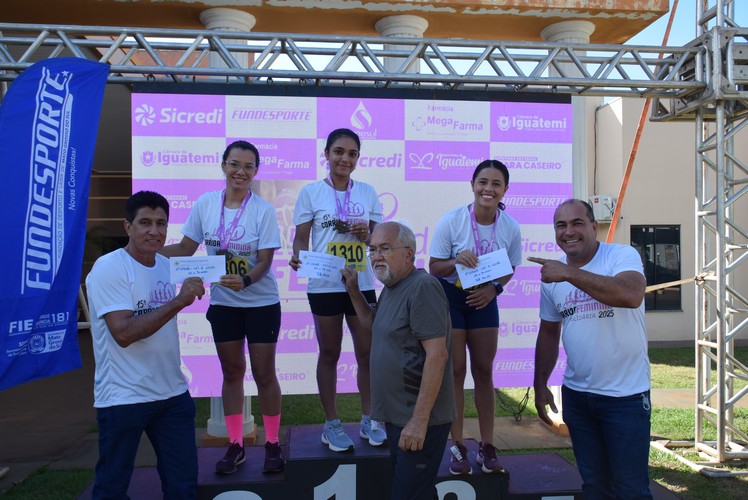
top-left (594, 97), bottom-right (748, 344)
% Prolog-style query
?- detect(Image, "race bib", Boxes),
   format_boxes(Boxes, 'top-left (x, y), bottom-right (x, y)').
top-left (226, 254), bottom-right (251, 276)
top-left (327, 241), bottom-right (367, 272)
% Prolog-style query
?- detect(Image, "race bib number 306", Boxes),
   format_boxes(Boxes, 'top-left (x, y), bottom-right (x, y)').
top-left (226, 255), bottom-right (250, 276)
top-left (327, 241), bottom-right (367, 271)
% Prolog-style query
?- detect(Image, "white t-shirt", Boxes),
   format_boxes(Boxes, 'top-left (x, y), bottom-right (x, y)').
top-left (538, 242), bottom-right (650, 397)
top-left (430, 205), bottom-right (522, 284)
top-left (86, 249), bottom-right (188, 408)
top-left (293, 179), bottom-right (382, 293)
top-left (181, 190), bottom-right (281, 307)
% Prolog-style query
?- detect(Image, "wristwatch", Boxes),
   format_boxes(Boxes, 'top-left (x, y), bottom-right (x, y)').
top-left (492, 281), bottom-right (504, 296)
top-left (242, 274), bottom-right (253, 289)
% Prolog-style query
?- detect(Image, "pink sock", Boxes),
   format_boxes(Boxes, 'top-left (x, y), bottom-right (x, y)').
top-left (263, 413), bottom-right (281, 444)
top-left (225, 413), bottom-right (244, 446)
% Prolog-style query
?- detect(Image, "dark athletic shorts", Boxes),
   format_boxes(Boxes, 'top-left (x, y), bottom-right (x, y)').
top-left (438, 278), bottom-right (499, 330)
top-left (206, 303), bottom-right (281, 344)
top-left (307, 291), bottom-right (377, 317)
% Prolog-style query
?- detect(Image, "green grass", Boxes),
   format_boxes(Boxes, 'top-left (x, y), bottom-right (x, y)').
top-left (649, 347), bottom-right (748, 390)
top-left (0, 469), bottom-right (93, 500)
top-left (4, 347), bottom-right (748, 499)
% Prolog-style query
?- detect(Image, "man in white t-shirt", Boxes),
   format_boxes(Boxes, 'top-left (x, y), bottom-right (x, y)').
top-left (529, 199), bottom-right (652, 499)
top-left (86, 191), bottom-right (205, 499)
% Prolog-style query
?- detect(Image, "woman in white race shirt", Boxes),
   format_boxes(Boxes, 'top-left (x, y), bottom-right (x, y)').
top-left (161, 141), bottom-right (284, 476)
top-left (429, 160), bottom-right (522, 477)
top-left (288, 128), bottom-right (386, 452)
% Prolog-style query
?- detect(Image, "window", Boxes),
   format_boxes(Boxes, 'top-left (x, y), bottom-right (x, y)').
top-left (631, 226), bottom-right (681, 311)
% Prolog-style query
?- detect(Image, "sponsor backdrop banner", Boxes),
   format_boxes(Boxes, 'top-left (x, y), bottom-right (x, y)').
top-left (132, 92), bottom-right (571, 396)
top-left (0, 58), bottom-right (108, 390)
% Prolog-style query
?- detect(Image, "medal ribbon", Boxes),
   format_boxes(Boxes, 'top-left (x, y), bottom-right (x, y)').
top-left (327, 172), bottom-right (352, 223)
top-left (468, 203), bottom-right (499, 256)
top-left (218, 189), bottom-right (252, 252)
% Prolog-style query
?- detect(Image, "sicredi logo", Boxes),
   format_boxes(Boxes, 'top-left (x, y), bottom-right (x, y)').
top-left (136, 105), bottom-right (224, 127)
top-left (135, 104), bottom-right (156, 126)
top-left (497, 114), bottom-right (567, 132)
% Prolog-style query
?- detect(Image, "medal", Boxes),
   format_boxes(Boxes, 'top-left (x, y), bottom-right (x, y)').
top-left (334, 219), bottom-right (351, 234)
top-left (217, 189), bottom-right (251, 256)
top-left (327, 172), bottom-right (352, 234)
top-left (216, 249), bottom-right (234, 259)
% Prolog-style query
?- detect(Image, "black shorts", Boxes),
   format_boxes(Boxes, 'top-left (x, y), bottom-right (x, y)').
top-left (206, 303), bottom-right (281, 344)
top-left (438, 278), bottom-right (499, 330)
top-left (307, 291), bottom-right (377, 317)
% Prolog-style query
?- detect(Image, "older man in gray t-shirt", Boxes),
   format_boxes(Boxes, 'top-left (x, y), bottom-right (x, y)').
top-left (342, 221), bottom-right (456, 500)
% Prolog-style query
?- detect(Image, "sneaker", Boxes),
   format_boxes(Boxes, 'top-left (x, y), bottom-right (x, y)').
top-left (263, 441), bottom-right (285, 473)
top-left (215, 442), bottom-right (245, 475)
top-left (449, 443), bottom-right (472, 475)
top-left (477, 442), bottom-right (506, 474)
top-left (360, 417), bottom-right (387, 446)
top-left (321, 419), bottom-right (354, 452)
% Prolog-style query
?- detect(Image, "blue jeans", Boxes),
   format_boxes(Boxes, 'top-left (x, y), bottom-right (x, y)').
top-left (385, 422), bottom-right (451, 500)
top-left (93, 391), bottom-right (197, 500)
top-left (562, 385), bottom-right (653, 499)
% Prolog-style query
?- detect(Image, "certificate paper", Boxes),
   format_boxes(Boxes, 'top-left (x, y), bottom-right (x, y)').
top-left (297, 250), bottom-right (346, 282)
top-left (170, 255), bottom-right (225, 284)
top-left (455, 248), bottom-right (513, 289)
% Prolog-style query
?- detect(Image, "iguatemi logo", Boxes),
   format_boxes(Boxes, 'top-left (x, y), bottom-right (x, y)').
top-left (141, 151), bottom-right (155, 167)
top-left (135, 104), bottom-right (156, 126)
top-left (497, 116), bottom-right (511, 131)
top-left (139, 150), bottom-right (222, 167)
top-left (497, 114), bottom-right (567, 132)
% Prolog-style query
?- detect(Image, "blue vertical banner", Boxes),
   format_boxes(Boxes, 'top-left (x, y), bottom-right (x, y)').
top-left (0, 58), bottom-right (108, 390)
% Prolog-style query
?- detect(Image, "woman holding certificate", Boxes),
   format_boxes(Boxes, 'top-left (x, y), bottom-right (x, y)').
top-left (429, 159), bottom-right (522, 476)
top-left (161, 141), bottom-right (284, 475)
top-left (288, 128), bottom-right (385, 452)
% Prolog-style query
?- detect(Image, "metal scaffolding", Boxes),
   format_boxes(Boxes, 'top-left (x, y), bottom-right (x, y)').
top-left (0, 0), bottom-right (745, 471)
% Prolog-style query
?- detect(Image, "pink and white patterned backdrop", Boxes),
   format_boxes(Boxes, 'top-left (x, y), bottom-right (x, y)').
top-left (132, 93), bottom-right (571, 396)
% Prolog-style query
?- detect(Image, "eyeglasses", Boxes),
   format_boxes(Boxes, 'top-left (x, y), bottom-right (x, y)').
top-left (224, 160), bottom-right (256, 173)
top-left (368, 245), bottom-right (410, 257)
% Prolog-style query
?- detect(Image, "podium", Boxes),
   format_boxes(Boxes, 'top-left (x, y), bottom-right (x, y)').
top-left (78, 424), bottom-right (584, 499)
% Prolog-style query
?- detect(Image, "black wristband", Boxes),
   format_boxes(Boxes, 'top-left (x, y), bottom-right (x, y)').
top-left (242, 274), bottom-right (252, 289)
top-left (493, 282), bottom-right (504, 296)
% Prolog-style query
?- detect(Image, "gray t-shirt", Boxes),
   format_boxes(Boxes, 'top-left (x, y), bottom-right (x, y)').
top-left (371, 269), bottom-right (457, 427)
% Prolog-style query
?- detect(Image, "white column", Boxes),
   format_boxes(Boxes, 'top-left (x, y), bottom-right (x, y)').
top-left (541, 20), bottom-right (599, 202)
top-left (199, 6), bottom-right (256, 440)
top-left (539, 21), bottom-right (597, 428)
top-left (375, 15), bottom-right (429, 73)
top-left (199, 8), bottom-right (256, 71)
top-left (207, 395), bottom-right (254, 438)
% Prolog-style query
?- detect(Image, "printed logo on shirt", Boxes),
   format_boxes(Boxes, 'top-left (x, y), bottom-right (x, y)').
top-left (133, 282), bottom-right (176, 316)
top-left (206, 227), bottom-right (254, 256)
top-left (558, 288), bottom-right (614, 322)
